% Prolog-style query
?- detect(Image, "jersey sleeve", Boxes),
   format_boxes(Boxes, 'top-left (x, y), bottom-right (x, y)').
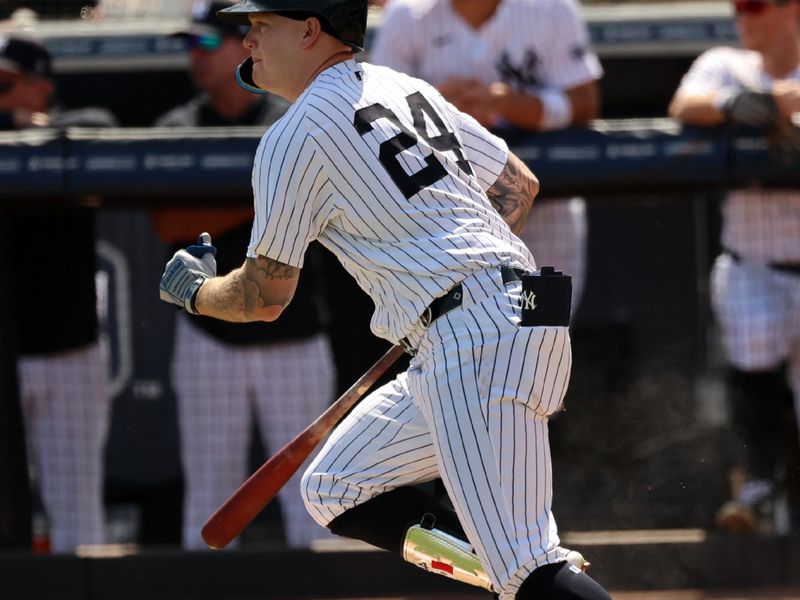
top-left (370, 0), bottom-right (420, 75)
top-left (537, 0), bottom-right (603, 90)
top-left (448, 100), bottom-right (509, 192)
top-left (247, 118), bottom-right (330, 268)
top-left (674, 48), bottom-right (739, 97)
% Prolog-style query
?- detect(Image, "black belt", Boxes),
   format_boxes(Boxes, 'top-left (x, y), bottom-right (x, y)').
top-left (725, 250), bottom-right (800, 275)
top-left (399, 267), bottom-right (523, 355)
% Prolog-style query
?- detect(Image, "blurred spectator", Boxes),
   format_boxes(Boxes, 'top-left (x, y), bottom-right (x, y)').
top-left (0, 2), bottom-right (92, 19)
top-left (91, 0), bottom-right (192, 20)
top-left (150, 0), bottom-right (336, 550)
top-left (370, 0), bottom-right (602, 314)
top-left (0, 31), bottom-right (116, 552)
top-left (669, 0), bottom-right (800, 534)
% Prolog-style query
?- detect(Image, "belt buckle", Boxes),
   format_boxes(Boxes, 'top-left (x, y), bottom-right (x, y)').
top-left (398, 337), bottom-right (417, 356)
top-left (420, 306), bottom-right (433, 328)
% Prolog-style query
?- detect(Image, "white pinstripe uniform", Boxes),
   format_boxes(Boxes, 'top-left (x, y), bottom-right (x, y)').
top-left (18, 341), bottom-right (109, 552)
top-left (247, 59), bottom-right (573, 598)
top-left (369, 0), bottom-right (604, 312)
top-left (673, 47), bottom-right (800, 431)
top-left (173, 325), bottom-right (335, 549)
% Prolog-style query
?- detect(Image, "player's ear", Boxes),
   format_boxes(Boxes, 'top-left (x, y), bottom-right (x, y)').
top-left (299, 15), bottom-right (323, 48)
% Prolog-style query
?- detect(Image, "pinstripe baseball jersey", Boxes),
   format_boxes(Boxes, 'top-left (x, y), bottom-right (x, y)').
top-left (369, 0), bottom-right (601, 316)
top-left (247, 59), bottom-right (535, 342)
top-left (675, 47), bottom-right (800, 263)
top-left (370, 0), bottom-right (602, 97)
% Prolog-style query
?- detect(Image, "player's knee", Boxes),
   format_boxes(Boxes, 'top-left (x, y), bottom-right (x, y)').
top-left (299, 469), bottom-right (338, 529)
top-left (326, 486), bottom-right (430, 553)
top-left (515, 561), bottom-right (611, 600)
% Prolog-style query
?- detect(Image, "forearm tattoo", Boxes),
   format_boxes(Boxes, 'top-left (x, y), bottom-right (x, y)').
top-left (486, 153), bottom-right (538, 235)
top-left (251, 254), bottom-right (298, 280)
top-left (201, 255), bottom-right (297, 322)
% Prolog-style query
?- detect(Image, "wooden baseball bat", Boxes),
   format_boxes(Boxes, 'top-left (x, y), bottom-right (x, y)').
top-left (201, 343), bottom-right (405, 549)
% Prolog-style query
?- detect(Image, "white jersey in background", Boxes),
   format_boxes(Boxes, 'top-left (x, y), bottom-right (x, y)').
top-left (674, 46), bottom-right (800, 431)
top-left (370, 0), bottom-right (602, 96)
top-left (248, 59), bottom-right (535, 342)
top-left (675, 46), bottom-right (800, 264)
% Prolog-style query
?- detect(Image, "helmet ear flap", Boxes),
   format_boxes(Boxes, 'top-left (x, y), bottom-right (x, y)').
top-left (235, 57), bottom-right (267, 94)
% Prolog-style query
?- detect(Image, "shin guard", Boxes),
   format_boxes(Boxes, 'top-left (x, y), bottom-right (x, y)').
top-left (402, 522), bottom-right (493, 591)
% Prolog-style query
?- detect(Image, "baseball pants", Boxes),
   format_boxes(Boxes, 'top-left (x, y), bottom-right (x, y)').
top-left (302, 267), bottom-right (572, 599)
top-left (711, 254), bottom-right (800, 430)
top-left (19, 340), bottom-right (110, 553)
top-left (172, 316), bottom-right (336, 549)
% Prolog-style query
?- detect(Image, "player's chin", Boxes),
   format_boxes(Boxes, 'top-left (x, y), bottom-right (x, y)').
top-left (251, 62), bottom-right (269, 90)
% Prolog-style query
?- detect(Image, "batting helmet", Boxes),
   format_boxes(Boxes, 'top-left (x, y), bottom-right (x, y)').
top-left (217, 0), bottom-right (368, 51)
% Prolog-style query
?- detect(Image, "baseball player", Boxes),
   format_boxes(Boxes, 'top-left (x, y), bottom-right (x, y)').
top-left (1, 32), bottom-right (117, 552)
top-left (370, 0), bottom-right (603, 315)
top-left (159, 1), bottom-right (611, 598)
top-left (669, 0), bottom-right (800, 533)
top-left (152, 0), bottom-right (335, 551)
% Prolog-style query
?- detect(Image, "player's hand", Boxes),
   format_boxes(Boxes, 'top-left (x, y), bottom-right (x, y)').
top-left (438, 78), bottom-right (502, 126)
top-left (159, 232), bottom-right (217, 314)
top-left (721, 88), bottom-right (779, 127)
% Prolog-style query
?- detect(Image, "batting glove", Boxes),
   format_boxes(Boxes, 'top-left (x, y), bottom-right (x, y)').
top-left (159, 232), bottom-right (217, 314)
top-left (720, 88), bottom-right (780, 127)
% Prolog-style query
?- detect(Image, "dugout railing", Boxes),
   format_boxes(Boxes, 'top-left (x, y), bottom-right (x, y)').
top-left (0, 119), bottom-right (797, 199)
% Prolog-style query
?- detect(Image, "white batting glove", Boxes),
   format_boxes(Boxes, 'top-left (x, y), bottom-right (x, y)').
top-left (159, 232), bottom-right (217, 314)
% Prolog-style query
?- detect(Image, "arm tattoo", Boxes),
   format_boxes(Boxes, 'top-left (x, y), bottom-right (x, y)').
top-left (252, 254), bottom-right (298, 280)
top-left (486, 152), bottom-right (538, 235)
top-left (238, 255), bottom-right (297, 316)
top-left (200, 255), bottom-right (298, 322)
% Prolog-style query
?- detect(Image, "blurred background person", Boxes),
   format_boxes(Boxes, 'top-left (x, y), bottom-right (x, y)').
top-left (150, 0), bottom-right (336, 550)
top-left (88, 0), bottom-right (192, 20)
top-left (669, 0), bottom-right (800, 534)
top-left (370, 0), bottom-right (603, 315)
top-left (0, 31), bottom-right (116, 552)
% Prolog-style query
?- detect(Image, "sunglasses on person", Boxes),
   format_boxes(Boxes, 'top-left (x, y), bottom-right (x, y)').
top-left (733, 0), bottom-right (788, 16)
top-left (186, 33), bottom-right (225, 52)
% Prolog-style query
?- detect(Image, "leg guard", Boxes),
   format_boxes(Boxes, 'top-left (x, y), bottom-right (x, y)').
top-left (327, 481), bottom-right (492, 589)
top-left (402, 519), bottom-right (493, 591)
top-left (402, 517), bottom-right (590, 593)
